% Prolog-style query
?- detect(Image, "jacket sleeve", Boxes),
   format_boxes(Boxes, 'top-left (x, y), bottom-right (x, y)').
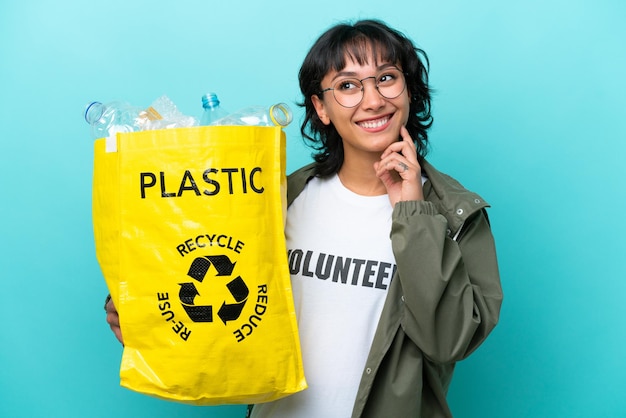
top-left (390, 200), bottom-right (502, 364)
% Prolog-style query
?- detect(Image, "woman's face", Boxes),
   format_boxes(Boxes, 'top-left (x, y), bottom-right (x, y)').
top-left (312, 56), bottom-right (411, 160)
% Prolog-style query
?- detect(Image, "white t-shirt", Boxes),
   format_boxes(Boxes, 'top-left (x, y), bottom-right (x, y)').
top-left (252, 174), bottom-right (395, 418)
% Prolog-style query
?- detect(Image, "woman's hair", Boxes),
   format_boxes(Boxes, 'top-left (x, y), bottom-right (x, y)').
top-left (298, 19), bottom-right (433, 176)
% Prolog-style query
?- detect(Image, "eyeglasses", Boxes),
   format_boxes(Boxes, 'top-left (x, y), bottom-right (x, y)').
top-left (319, 67), bottom-right (407, 108)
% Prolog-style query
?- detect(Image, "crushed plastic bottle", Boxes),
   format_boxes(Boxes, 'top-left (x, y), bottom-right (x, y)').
top-left (148, 95), bottom-right (198, 130)
top-left (84, 101), bottom-right (154, 140)
top-left (84, 95), bottom-right (197, 140)
top-left (211, 102), bottom-right (293, 127)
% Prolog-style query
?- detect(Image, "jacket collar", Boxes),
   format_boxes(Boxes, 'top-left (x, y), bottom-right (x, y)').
top-left (421, 160), bottom-right (489, 235)
top-left (287, 163), bottom-right (317, 207)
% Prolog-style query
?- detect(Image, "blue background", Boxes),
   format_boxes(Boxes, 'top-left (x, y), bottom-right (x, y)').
top-left (1, 1), bottom-right (625, 417)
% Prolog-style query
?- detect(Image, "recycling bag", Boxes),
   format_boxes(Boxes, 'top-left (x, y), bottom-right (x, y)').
top-left (92, 126), bottom-right (306, 405)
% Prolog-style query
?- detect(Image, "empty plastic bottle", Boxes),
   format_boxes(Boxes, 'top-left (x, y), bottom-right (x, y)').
top-left (84, 101), bottom-right (158, 139)
top-left (211, 102), bottom-right (293, 127)
top-left (200, 93), bottom-right (230, 126)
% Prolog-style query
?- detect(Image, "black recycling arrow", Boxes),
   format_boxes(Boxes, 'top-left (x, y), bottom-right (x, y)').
top-left (217, 301), bottom-right (246, 324)
top-left (187, 255), bottom-right (236, 282)
top-left (227, 276), bottom-right (249, 302)
top-left (206, 255), bottom-right (236, 276)
top-left (217, 276), bottom-right (249, 324)
top-left (187, 257), bottom-right (211, 282)
top-left (179, 282), bottom-right (200, 304)
top-left (179, 282), bottom-right (213, 322)
top-left (181, 304), bottom-right (213, 322)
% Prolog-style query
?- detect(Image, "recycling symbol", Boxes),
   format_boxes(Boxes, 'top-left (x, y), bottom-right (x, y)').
top-left (179, 255), bottom-right (249, 324)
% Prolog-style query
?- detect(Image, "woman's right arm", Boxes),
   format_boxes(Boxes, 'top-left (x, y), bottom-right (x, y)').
top-left (104, 296), bottom-right (124, 345)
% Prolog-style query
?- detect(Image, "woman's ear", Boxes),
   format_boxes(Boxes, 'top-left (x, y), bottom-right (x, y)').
top-left (311, 95), bottom-right (331, 125)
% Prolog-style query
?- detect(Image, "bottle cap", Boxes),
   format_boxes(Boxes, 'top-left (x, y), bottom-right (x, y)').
top-left (269, 103), bottom-right (293, 127)
top-left (84, 101), bottom-right (105, 124)
top-left (202, 93), bottom-right (220, 109)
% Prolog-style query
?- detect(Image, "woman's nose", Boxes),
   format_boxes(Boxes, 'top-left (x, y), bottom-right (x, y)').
top-left (360, 78), bottom-right (385, 109)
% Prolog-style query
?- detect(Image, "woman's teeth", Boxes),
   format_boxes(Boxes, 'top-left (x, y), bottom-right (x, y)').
top-left (358, 116), bottom-right (389, 129)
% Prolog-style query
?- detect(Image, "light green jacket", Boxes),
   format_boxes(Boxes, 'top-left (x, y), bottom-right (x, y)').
top-left (286, 160), bottom-right (503, 418)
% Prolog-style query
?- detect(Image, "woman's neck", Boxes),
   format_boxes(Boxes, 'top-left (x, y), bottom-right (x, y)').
top-left (337, 155), bottom-right (387, 196)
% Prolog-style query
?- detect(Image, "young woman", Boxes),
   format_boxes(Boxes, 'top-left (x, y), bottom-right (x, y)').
top-left (106, 19), bottom-right (503, 418)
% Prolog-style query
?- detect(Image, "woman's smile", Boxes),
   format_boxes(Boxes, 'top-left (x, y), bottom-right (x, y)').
top-left (356, 113), bottom-right (393, 131)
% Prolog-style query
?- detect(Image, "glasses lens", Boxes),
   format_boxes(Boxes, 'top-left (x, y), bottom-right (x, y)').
top-left (377, 68), bottom-right (405, 100)
top-left (331, 68), bottom-right (406, 107)
top-left (332, 78), bottom-right (363, 107)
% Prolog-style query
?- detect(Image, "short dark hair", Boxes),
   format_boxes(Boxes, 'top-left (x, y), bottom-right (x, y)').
top-left (298, 19), bottom-right (433, 177)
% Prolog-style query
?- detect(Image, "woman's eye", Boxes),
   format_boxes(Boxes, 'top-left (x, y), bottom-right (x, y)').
top-left (378, 73), bottom-right (395, 84)
top-left (337, 80), bottom-right (359, 91)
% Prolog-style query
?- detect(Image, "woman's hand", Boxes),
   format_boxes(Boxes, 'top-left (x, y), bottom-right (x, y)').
top-left (374, 125), bottom-right (424, 206)
top-left (105, 297), bottom-right (124, 345)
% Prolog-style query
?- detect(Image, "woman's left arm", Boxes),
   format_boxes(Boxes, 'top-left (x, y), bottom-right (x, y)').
top-left (391, 200), bottom-right (503, 364)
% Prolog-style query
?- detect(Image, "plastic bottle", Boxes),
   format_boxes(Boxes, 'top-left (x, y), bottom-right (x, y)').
top-left (84, 101), bottom-right (159, 139)
top-left (85, 96), bottom-right (197, 139)
top-left (211, 102), bottom-right (293, 127)
top-left (149, 95), bottom-right (198, 129)
top-left (200, 93), bottom-right (229, 126)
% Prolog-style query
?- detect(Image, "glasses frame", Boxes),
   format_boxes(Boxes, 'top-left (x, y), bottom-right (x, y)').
top-left (318, 66), bottom-right (407, 108)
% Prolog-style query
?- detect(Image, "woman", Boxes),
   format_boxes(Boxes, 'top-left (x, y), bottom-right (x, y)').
top-left (107, 19), bottom-right (503, 418)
